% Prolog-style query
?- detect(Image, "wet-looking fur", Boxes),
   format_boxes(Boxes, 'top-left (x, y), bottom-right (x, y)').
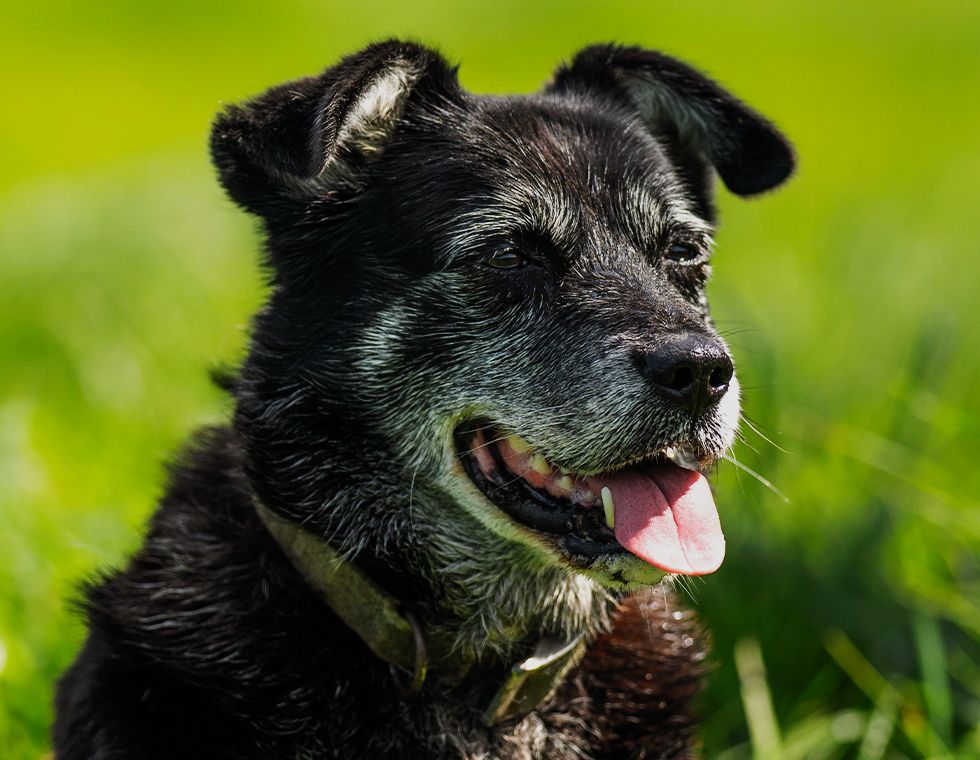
top-left (54, 40), bottom-right (793, 759)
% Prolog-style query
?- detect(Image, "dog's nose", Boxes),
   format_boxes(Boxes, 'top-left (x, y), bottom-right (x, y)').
top-left (637, 334), bottom-right (734, 416)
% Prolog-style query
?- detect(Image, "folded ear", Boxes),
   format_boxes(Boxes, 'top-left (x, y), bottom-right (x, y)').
top-left (547, 45), bottom-right (794, 209)
top-left (211, 40), bottom-right (460, 220)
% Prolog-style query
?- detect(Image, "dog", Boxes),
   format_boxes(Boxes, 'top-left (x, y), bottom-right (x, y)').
top-left (53, 40), bottom-right (793, 759)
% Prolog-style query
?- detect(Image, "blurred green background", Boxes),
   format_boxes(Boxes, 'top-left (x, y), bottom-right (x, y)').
top-left (1, 1), bottom-right (978, 757)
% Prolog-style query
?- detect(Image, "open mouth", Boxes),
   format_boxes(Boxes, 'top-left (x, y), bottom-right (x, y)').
top-left (456, 422), bottom-right (725, 576)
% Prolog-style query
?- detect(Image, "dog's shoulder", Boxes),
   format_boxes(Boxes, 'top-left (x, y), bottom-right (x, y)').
top-left (54, 428), bottom-right (369, 757)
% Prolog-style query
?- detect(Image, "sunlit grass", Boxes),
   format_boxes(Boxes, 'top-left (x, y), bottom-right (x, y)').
top-left (2, 1), bottom-right (979, 757)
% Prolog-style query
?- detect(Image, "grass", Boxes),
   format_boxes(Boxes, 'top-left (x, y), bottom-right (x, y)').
top-left (1, 1), bottom-right (979, 756)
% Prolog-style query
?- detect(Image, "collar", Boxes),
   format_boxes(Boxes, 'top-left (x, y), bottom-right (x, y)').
top-left (254, 500), bottom-right (586, 725)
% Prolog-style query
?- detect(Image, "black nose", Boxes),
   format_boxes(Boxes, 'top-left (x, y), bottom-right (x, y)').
top-left (637, 334), bottom-right (734, 416)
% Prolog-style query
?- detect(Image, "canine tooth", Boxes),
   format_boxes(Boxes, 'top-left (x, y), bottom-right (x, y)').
top-left (507, 435), bottom-right (532, 454)
top-left (555, 475), bottom-right (573, 492)
top-left (601, 487), bottom-right (615, 530)
top-left (666, 444), bottom-right (699, 470)
top-left (530, 453), bottom-right (552, 476)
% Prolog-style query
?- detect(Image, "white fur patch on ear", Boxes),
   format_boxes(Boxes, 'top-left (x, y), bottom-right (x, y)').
top-left (336, 61), bottom-right (419, 157)
top-left (282, 61), bottom-right (420, 197)
top-left (618, 71), bottom-right (722, 155)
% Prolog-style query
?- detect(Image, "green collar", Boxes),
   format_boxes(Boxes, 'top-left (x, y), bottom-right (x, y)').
top-left (254, 501), bottom-right (585, 725)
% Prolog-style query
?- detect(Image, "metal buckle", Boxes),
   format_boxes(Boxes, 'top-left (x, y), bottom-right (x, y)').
top-left (481, 633), bottom-right (586, 726)
top-left (389, 609), bottom-right (428, 698)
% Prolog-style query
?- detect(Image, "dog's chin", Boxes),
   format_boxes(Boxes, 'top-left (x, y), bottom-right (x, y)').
top-left (450, 421), bottom-right (727, 588)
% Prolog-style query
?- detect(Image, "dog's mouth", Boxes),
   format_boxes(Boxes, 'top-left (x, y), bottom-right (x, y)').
top-left (455, 422), bottom-right (725, 576)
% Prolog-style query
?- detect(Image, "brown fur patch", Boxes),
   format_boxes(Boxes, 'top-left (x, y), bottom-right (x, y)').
top-left (551, 586), bottom-right (708, 759)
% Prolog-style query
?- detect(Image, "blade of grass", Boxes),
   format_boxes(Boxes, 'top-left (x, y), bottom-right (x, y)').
top-left (913, 613), bottom-right (954, 750)
top-left (856, 690), bottom-right (898, 760)
top-left (735, 638), bottom-right (782, 760)
top-left (824, 629), bottom-right (950, 758)
top-left (780, 709), bottom-right (867, 760)
top-left (956, 723), bottom-right (980, 757)
top-left (947, 643), bottom-right (980, 698)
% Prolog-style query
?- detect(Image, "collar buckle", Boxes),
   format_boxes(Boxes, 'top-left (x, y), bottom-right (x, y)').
top-left (389, 609), bottom-right (428, 698)
top-left (482, 634), bottom-right (586, 726)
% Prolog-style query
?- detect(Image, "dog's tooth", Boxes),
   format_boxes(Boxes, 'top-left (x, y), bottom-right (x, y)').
top-left (666, 444), bottom-right (699, 470)
top-left (555, 475), bottom-right (573, 492)
top-left (601, 487), bottom-right (615, 530)
top-left (530, 453), bottom-right (552, 476)
top-left (507, 435), bottom-right (532, 454)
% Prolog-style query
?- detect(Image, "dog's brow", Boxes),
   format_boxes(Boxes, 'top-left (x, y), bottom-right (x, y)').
top-left (434, 192), bottom-right (580, 267)
top-left (616, 167), bottom-right (715, 241)
top-left (434, 209), bottom-right (503, 266)
top-left (664, 198), bottom-right (714, 236)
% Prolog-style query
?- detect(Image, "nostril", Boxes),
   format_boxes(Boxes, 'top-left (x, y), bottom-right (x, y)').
top-left (664, 364), bottom-right (695, 393)
top-left (708, 363), bottom-right (733, 391)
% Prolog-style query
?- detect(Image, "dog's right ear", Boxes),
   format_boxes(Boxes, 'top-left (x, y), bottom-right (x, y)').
top-left (210, 40), bottom-right (460, 220)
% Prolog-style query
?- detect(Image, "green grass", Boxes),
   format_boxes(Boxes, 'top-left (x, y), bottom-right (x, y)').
top-left (2, 1), bottom-right (979, 756)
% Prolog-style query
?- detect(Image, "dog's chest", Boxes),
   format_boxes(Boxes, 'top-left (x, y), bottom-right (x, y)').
top-left (398, 589), bottom-right (704, 760)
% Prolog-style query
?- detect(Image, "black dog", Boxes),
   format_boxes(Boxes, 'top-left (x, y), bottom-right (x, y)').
top-left (54, 41), bottom-right (793, 759)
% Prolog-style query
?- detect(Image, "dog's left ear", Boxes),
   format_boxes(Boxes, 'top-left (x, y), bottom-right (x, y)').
top-left (211, 40), bottom-right (461, 222)
top-left (547, 45), bottom-right (795, 215)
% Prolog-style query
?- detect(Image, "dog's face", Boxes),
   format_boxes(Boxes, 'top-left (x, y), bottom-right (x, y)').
top-left (213, 42), bottom-right (793, 595)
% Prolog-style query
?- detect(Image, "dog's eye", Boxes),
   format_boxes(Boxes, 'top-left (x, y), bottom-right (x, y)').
top-left (665, 242), bottom-right (701, 263)
top-left (483, 249), bottom-right (527, 270)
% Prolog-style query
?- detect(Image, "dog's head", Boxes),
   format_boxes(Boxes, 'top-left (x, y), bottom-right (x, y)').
top-left (213, 41), bottom-right (793, 607)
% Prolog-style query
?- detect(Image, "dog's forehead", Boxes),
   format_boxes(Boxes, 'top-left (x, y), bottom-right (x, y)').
top-left (470, 95), bottom-right (681, 203)
top-left (391, 93), bottom-right (709, 260)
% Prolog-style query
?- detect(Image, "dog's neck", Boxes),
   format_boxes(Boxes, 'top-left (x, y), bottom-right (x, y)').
top-left (253, 494), bottom-right (613, 723)
top-left (249, 449), bottom-right (619, 666)
top-left (418, 524), bottom-right (615, 664)
top-left (388, 483), bottom-right (617, 665)
top-left (251, 465), bottom-right (618, 662)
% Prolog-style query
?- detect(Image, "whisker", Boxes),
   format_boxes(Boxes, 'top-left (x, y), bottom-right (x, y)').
top-left (454, 431), bottom-right (513, 460)
top-left (717, 327), bottom-right (762, 339)
top-left (451, 407), bottom-right (593, 463)
top-left (739, 414), bottom-right (790, 454)
top-left (407, 460), bottom-right (422, 528)
top-left (720, 453), bottom-right (790, 504)
top-left (733, 429), bottom-right (759, 455)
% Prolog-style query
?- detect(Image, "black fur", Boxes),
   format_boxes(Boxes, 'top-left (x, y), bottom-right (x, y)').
top-left (549, 45), bottom-right (794, 200)
top-left (54, 40), bottom-right (793, 758)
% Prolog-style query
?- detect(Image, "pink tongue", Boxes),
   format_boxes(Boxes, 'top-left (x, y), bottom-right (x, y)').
top-left (603, 464), bottom-right (725, 575)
